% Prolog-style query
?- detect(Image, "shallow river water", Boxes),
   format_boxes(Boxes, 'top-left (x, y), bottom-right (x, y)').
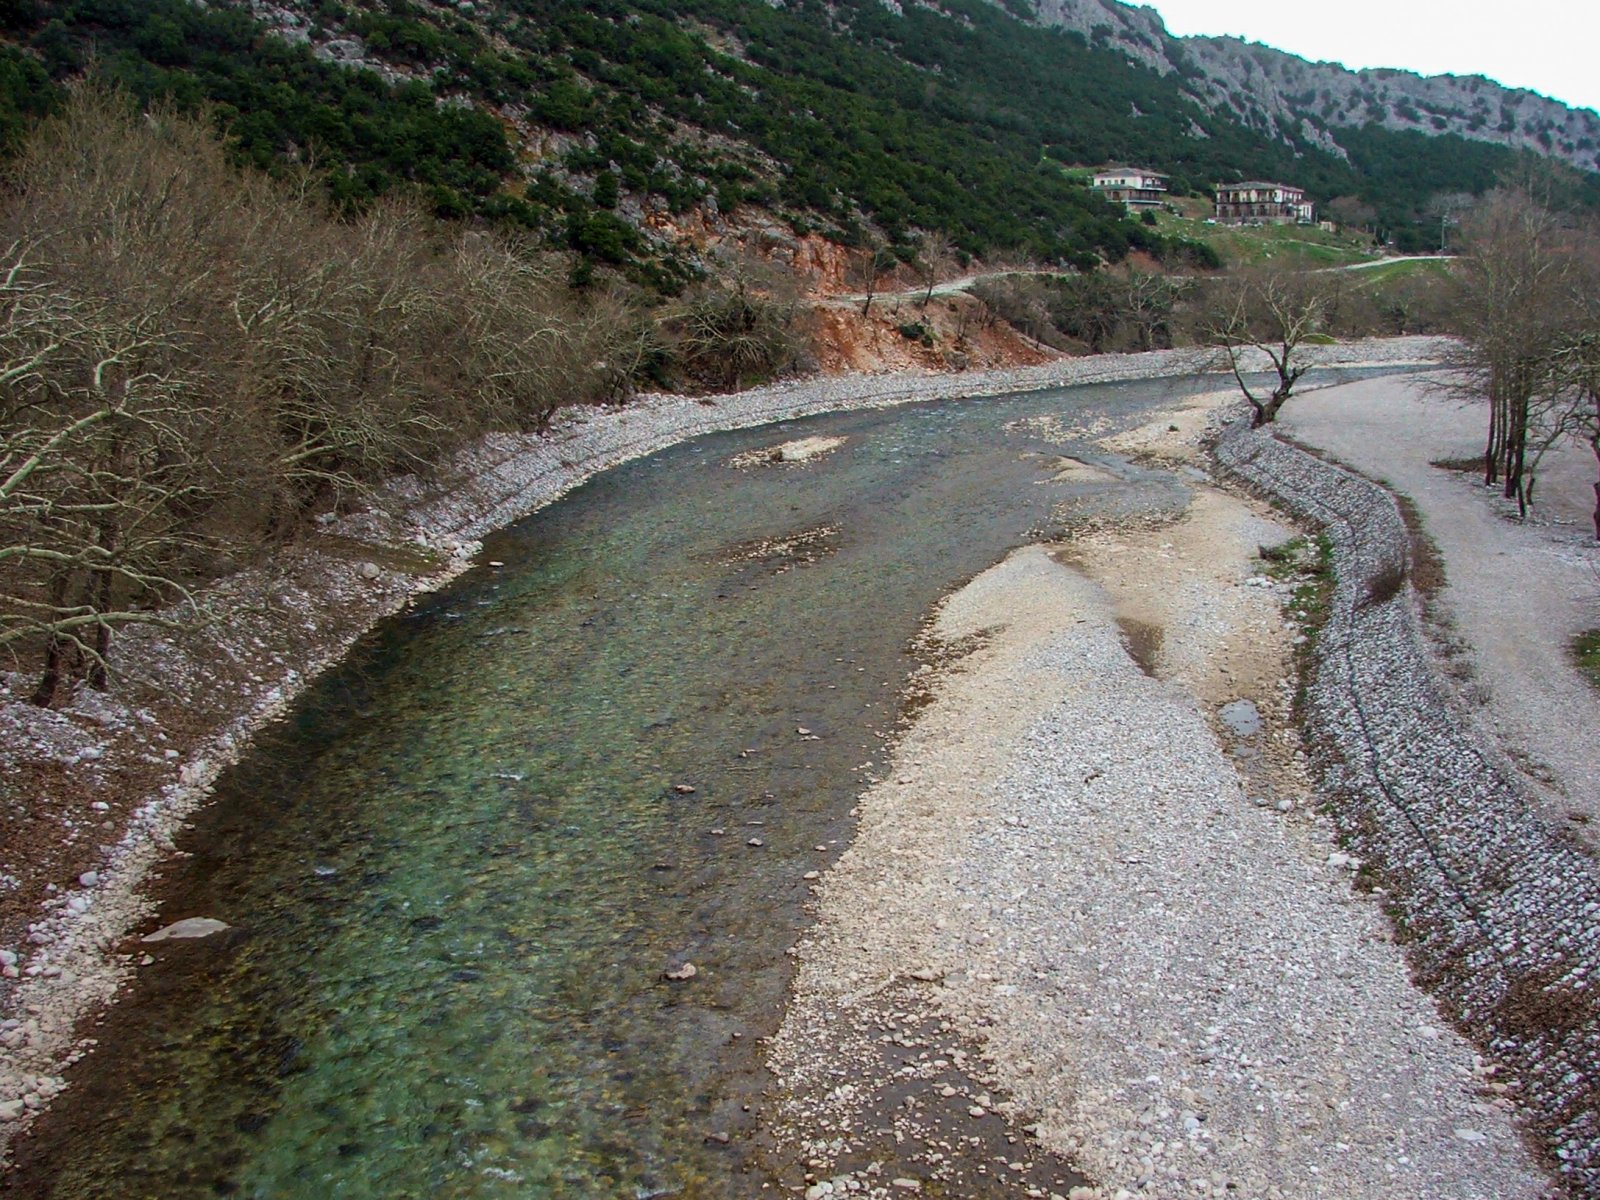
top-left (16, 371), bottom-right (1403, 1198)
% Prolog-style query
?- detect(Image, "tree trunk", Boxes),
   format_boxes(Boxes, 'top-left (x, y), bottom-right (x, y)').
top-left (1504, 393), bottom-right (1528, 511)
top-left (1591, 393), bottom-right (1600, 542)
top-left (88, 561), bottom-right (113, 692)
top-left (32, 635), bottom-right (68, 708)
top-left (1484, 374), bottom-right (1505, 486)
top-left (31, 572), bottom-right (77, 708)
top-left (1256, 388), bottom-right (1291, 427)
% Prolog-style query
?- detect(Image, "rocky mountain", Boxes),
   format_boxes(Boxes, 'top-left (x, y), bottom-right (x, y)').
top-left (1019, 0), bottom-right (1600, 171)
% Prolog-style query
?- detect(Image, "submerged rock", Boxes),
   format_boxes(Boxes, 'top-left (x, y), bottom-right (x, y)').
top-left (141, 917), bottom-right (231, 943)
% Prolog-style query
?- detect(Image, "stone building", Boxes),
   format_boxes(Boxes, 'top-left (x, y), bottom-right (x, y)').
top-left (1213, 181), bottom-right (1314, 224)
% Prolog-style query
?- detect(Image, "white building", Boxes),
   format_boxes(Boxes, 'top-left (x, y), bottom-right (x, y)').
top-left (1091, 167), bottom-right (1168, 210)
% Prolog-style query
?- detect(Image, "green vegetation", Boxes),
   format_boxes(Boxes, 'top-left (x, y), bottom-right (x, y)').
top-left (1258, 535), bottom-right (1313, 578)
top-left (6, 0), bottom-right (1590, 283)
top-left (1572, 629), bottom-right (1600, 690)
top-left (1275, 534), bottom-right (1333, 616)
top-left (2, 0), bottom-right (1174, 278)
top-left (1261, 533), bottom-right (1335, 714)
top-left (1147, 210), bottom-right (1379, 270)
top-left (0, 46), bottom-right (57, 152)
top-left (1334, 125), bottom-right (1600, 251)
top-left (1344, 258), bottom-right (1454, 286)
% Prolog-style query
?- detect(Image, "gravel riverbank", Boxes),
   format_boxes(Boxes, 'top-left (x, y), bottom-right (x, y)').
top-left (768, 402), bottom-right (1551, 1198)
top-left (0, 338), bottom-right (1451, 1159)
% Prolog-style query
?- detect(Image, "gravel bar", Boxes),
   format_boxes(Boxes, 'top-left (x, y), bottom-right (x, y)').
top-left (769, 528), bottom-right (1545, 1199)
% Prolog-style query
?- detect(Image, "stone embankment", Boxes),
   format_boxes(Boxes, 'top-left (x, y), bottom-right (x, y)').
top-left (1215, 415), bottom-right (1600, 1192)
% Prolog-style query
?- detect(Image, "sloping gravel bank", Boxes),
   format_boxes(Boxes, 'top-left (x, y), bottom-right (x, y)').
top-left (1215, 414), bottom-right (1600, 1192)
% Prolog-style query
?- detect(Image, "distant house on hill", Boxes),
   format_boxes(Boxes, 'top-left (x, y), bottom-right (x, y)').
top-left (1214, 181), bottom-right (1315, 225)
top-left (1091, 166), bottom-right (1168, 210)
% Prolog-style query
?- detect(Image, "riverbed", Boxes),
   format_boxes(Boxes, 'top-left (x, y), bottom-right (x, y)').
top-left (8, 351), bottom-right (1523, 1200)
top-left (14, 375), bottom-right (1241, 1198)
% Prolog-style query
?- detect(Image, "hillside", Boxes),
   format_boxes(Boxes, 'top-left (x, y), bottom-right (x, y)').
top-left (2, 0), bottom-right (1597, 281)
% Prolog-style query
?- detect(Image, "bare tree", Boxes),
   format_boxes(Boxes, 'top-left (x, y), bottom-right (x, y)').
top-left (1425, 191), bottom-right (1477, 253)
top-left (669, 251), bottom-right (803, 391)
top-left (916, 230), bottom-right (958, 308)
top-left (0, 245), bottom-right (222, 704)
top-left (968, 274), bottom-right (1062, 347)
top-left (1199, 270), bottom-right (1329, 427)
top-left (1041, 271), bottom-right (1117, 352)
top-left (846, 240), bottom-right (897, 317)
top-left (1551, 333), bottom-right (1600, 538)
top-left (0, 85), bottom-right (639, 702)
top-left (1325, 195), bottom-right (1377, 233)
top-left (1117, 268), bottom-right (1188, 352)
top-left (1447, 187), bottom-right (1576, 512)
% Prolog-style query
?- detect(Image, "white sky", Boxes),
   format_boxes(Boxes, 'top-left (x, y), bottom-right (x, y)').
top-left (1139, 0), bottom-right (1600, 115)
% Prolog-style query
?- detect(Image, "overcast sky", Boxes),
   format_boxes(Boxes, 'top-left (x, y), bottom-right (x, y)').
top-left (1141, 0), bottom-right (1600, 115)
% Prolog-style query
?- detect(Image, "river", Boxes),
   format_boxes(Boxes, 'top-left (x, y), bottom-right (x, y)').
top-left (13, 371), bottom-right (1400, 1198)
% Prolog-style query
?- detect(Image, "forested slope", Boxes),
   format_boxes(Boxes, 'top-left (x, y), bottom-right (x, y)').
top-left (4, 0), bottom-right (1595, 278)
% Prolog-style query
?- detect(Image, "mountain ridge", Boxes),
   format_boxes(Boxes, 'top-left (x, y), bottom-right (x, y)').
top-left (1016, 0), bottom-right (1600, 171)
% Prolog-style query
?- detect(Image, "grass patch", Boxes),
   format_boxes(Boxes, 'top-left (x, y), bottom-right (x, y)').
top-left (1287, 534), bottom-right (1335, 624)
top-left (1258, 534), bottom-right (1334, 718)
top-left (1348, 257), bottom-right (1455, 287)
top-left (1572, 629), bottom-right (1600, 689)
top-left (1147, 209), bottom-right (1379, 269)
top-left (1258, 534), bottom-right (1326, 585)
top-left (1258, 534), bottom-right (1309, 575)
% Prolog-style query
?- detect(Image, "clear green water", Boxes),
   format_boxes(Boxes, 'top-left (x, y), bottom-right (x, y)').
top-left (18, 373), bottom-right (1403, 1198)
